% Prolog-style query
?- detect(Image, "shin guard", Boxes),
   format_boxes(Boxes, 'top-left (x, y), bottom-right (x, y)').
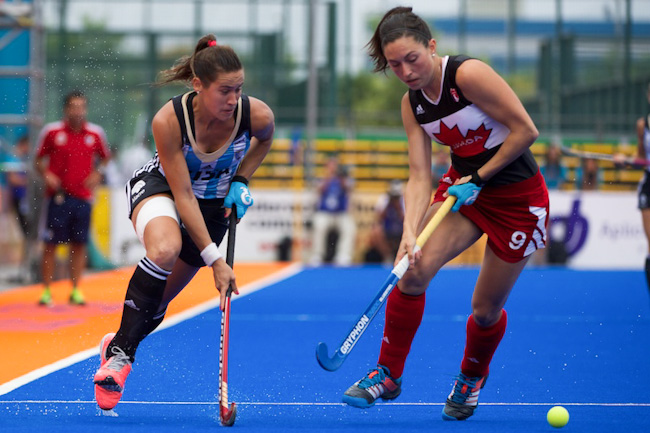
top-left (108, 257), bottom-right (171, 362)
top-left (377, 287), bottom-right (426, 379)
top-left (461, 309), bottom-right (508, 378)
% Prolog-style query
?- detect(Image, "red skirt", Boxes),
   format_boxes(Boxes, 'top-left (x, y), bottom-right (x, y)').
top-left (433, 169), bottom-right (550, 263)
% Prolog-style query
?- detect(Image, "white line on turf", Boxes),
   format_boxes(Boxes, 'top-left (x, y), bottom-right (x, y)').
top-left (1, 400), bottom-right (649, 407)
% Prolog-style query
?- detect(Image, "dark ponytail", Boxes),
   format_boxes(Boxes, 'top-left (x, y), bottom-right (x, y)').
top-left (156, 34), bottom-right (242, 87)
top-left (367, 6), bottom-right (432, 73)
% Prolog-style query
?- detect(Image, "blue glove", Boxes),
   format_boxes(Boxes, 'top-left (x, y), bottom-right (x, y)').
top-left (224, 181), bottom-right (254, 218)
top-left (447, 182), bottom-right (482, 212)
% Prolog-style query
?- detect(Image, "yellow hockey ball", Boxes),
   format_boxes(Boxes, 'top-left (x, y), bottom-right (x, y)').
top-left (547, 406), bottom-right (569, 428)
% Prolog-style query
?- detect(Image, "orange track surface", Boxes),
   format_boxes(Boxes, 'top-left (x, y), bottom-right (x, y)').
top-left (0, 262), bottom-right (292, 385)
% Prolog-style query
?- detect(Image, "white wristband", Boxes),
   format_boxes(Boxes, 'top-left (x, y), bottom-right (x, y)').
top-left (200, 242), bottom-right (222, 267)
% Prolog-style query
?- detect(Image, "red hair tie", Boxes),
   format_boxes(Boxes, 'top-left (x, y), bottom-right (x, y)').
top-left (208, 40), bottom-right (217, 47)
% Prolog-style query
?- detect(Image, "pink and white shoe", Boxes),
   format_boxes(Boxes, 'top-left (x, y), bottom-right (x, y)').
top-left (93, 333), bottom-right (132, 411)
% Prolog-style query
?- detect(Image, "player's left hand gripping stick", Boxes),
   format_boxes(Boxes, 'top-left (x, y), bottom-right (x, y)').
top-left (219, 207), bottom-right (238, 426)
top-left (316, 196), bottom-right (457, 371)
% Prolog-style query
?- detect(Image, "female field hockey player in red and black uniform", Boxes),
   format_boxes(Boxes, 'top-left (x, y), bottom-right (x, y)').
top-left (92, 34), bottom-right (275, 411)
top-left (342, 7), bottom-right (549, 421)
top-left (613, 83), bottom-right (650, 298)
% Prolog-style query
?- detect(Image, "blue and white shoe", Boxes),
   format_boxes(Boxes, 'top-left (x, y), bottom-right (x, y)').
top-left (342, 364), bottom-right (402, 408)
top-left (442, 372), bottom-right (488, 421)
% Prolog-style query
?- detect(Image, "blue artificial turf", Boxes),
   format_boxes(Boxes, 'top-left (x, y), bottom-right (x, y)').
top-left (2, 266), bottom-right (649, 432)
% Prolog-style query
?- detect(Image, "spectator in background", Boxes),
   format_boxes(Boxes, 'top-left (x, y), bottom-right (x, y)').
top-left (540, 143), bottom-right (567, 190)
top-left (575, 157), bottom-right (601, 190)
top-left (364, 180), bottom-right (405, 264)
top-left (34, 90), bottom-right (111, 306)
top-left (5, 135), bottom-right (30, 235)
top-left (310, 154), bottom-right (356, 265)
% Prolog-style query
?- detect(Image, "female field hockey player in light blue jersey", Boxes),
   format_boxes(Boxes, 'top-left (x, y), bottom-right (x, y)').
top-left (93, 34), bottom-right (275, 412)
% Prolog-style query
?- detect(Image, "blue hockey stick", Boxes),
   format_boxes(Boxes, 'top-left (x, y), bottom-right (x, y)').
top-left (316, 196), bottom-right (456, 371)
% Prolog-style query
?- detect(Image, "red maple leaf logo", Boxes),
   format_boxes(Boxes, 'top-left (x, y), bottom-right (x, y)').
top-left (433, 121), bottom-right (492, 157)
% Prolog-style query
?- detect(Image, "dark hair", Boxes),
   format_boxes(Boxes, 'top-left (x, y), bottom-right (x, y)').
top-left (367, 6), bottom-right (432, 73)
top-left (63, 90), bottom-right (86, 107)
top-left (156, 34), bottom-right (243, 87)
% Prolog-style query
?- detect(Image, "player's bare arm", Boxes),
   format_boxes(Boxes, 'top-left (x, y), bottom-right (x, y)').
top-left (35, 156), bottom-right (61, 191)
top-left (233, 97), bottom-right (275, 180)
top-left (456, 59), bottom-right (539, 182)
top-left (638, 117), bottom-right (647, 160)
top-left (400, 92), bottom-right (433, 266)
top-left (222, 97), bottom-right (274, 219)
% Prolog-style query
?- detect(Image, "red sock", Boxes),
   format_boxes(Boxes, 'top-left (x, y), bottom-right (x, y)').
top-left (377, 287), bottom-right (425, 378)
top-left (460, 309), bottom-right (508, 377)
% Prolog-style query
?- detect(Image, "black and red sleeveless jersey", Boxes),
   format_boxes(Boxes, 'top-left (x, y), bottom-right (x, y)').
top-left (408, 55), bottom-right (538, 186)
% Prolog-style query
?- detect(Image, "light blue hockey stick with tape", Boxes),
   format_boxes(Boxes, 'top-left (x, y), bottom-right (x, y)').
top-left (316, 196), bottom-right (456, 371)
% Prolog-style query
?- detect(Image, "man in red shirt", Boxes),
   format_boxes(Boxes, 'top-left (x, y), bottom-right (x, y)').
top-left (35, 90), bottom-right (111, 305)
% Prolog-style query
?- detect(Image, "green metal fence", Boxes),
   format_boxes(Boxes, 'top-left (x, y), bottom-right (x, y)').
top-left (33, 0), bottom-right (650, 153)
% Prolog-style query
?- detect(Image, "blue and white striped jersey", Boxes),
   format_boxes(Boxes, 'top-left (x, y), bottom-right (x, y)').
top-left (134, 91), bottom-right (251, 199)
